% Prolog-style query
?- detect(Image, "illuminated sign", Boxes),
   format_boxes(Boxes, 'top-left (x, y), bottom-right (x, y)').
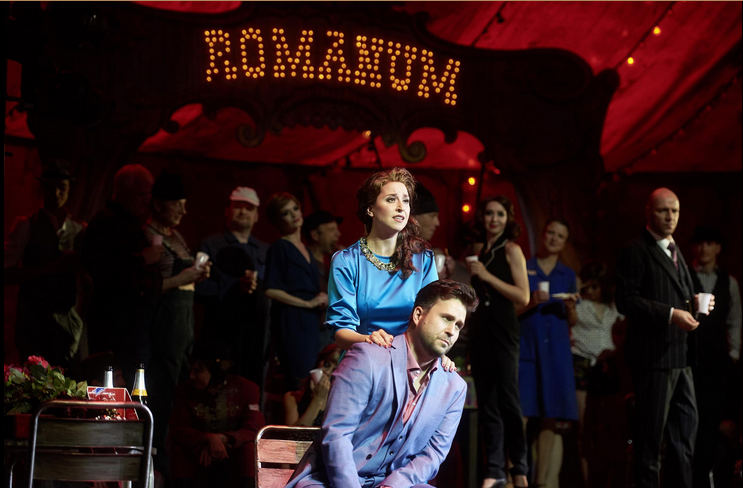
top-left (203, 27), bottom-right (461, 105)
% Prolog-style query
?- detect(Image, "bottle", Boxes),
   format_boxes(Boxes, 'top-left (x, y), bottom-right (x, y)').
top-left (104, 366), bottom-right (114, 388)
top-left (131, 363), bottom-right (148, 406)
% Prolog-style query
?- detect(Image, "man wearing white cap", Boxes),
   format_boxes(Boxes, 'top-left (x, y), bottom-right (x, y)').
top-left (196, 187), bottom-right (271, 388)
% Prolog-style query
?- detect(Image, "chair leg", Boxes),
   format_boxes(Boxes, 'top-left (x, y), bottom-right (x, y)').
top-left (7, 457), bottom-right (18, 488)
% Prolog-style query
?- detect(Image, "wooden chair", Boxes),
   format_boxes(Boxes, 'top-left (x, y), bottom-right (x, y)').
top-left (25, 399), bottom-right (154, 488)
top-left (255, 425), bottom-right (320, 488)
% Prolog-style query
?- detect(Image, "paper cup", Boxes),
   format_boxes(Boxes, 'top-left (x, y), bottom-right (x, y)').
top-left (195, 251), bottom-right (209, 270)
top-left (435, 254), bottom-right (446, 274)
top-left (465, 255), bottom-right (479, 263)
top-left (698, 292), bottom-right (712, 315)
top-left (151, 235), bottom-right (163, 246)
top-left (538, 281), bottom-right (550, 294)
top-left (309, 368), bottom-right (324, 386)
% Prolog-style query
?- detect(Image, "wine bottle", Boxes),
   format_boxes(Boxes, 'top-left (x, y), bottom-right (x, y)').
top-left (104, 365), bottom-right (114, 388)
top-left (131, 363), bottom-right (148, 405)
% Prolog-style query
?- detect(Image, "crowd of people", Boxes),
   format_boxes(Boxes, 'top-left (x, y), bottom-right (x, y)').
top-left (4, 161), bottom-right (741, 488)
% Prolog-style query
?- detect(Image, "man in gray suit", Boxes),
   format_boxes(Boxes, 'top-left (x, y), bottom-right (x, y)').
top-left (285, 280), bottom-right (478, 488)
top-left (616, 187), bottom-right (714, 488)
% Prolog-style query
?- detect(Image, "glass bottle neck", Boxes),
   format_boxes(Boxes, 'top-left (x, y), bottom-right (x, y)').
top-left (132, 370), bottom-right (147, 396)
top-left (104, 370), bottom-right (114, 388)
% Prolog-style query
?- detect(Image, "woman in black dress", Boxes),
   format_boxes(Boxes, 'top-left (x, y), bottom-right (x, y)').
top-left (467, 195), bottom-right (531, 488)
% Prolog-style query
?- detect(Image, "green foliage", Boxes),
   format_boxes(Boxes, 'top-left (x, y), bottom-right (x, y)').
top-left (4, 357), bottom-right (87, 415)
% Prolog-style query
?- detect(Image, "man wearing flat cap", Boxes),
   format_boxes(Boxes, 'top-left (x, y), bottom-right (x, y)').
top-left (303, 210), bottom-right (343, 350)
top-left (197, 186), bottom-right (271, 389)
top-left (4, 159), bottom-right (86, 366)
top-left (413, 181), bottom-right (458, 281)
top-left (689, 225), bottom-right (742, 488)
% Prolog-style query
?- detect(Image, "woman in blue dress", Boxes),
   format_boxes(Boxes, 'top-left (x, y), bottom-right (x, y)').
top-left (517, 218), bottom-right (580, 487)
top-left (264, 192), bottom-right (329, 391)
top-left (326, 167), bottom-right (441, 353)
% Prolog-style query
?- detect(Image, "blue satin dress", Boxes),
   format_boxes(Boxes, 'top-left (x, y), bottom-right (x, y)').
top-left (326, 241), bottom-right (438, 338)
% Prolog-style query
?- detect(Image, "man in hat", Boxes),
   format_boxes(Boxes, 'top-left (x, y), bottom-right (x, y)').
top-left (303, 210), bottom-right (343, 350)
top-left (413, 181), bottom-right (441, 243)
top-left (4, 159), bottom-right (86, 366)
top-left (689, 225), bottom-right (741, 488)
top-left (413, 181), bottom-right (458, 281)
top-left (285, 280), bottom-right (478, 488)
top-left (196, 186), bottom-right (271, 388)
top-left (145, 169), bottom-right (210, 481)
top-left (82, 164), bottom-right (164, 386)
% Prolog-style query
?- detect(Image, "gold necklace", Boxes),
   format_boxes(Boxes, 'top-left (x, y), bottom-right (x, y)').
top-left (360, 237), bottom-right (396, 272)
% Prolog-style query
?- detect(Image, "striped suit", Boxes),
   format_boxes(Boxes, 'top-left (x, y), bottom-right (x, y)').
top-left (616, 229), bottom-right (698, 488)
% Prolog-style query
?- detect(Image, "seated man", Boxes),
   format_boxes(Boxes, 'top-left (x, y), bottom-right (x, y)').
top-left (170, 341), bottom-right (265, 488)
top-left (285, 279), bottom-right (478, 488)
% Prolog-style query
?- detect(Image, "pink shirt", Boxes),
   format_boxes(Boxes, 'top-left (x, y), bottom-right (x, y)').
top-left (402, 333), bottom-right (438, 424)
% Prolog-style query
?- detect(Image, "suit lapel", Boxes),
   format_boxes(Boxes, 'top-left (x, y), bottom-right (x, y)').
top-left (645, 233), bottom-right (685, 295)
top-left (676, 248), bottom-right (694, 295)
top-left (390, 335), bottom-right (407, 416)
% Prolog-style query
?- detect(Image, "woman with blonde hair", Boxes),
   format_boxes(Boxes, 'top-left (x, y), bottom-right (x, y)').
top-left (326, 167), bottom-right (444, 354)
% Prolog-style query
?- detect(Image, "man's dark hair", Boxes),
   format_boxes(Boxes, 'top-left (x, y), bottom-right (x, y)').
top-left (412, 279), bottom-right (479, 324)
top-left (579, 261), bottom-right (613, 304)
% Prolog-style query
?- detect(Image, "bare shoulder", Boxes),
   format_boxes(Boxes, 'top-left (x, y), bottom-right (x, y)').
top-left (505, 241), bottom-right (525, 258)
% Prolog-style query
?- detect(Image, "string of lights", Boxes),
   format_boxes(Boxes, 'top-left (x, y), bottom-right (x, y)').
top-left (614, 69), bottom-right (742, 177)
top-left (613, 1), bottom-right (676, 70)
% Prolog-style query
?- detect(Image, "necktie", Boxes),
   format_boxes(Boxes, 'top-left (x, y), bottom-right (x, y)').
top-left (667, 242), bottom-right (678, 270)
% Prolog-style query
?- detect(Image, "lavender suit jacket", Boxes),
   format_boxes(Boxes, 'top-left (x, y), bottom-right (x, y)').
top-left (284, 334), bottom-right (467, 488)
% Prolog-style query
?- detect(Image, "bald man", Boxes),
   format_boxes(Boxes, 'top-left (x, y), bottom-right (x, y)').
top-left (82, 164), bottom-right (164, 386)
top-left (616, 188), bottom-right (713, 488)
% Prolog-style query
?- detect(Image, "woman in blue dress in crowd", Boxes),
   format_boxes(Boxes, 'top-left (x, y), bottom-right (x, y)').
top-left (517, 217), bottom-right (580, 487)
top-left (466, 196), bottom-right (530, 488)
top-left (264, 192), bottom-right (328, 391)
top-left (326, 167), bottom-right (443, 354)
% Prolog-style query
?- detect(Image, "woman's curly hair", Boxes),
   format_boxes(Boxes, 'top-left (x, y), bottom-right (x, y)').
top-left (356, 168), bottom-right (430, 279)
top-left (472, 195), bottom-right (522, 243)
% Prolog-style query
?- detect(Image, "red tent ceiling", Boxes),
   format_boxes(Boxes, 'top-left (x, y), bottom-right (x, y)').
top-left (6, 1), bottom-right (742, 173)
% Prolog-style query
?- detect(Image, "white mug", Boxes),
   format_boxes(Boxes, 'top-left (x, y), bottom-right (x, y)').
top-left (538, 281), bottom-right (550, 294)
top-left (435, 254), bottom-right (446, 274)
top-left (697, 292), bottom-right (713, 315)
top-left (194, 251), bottom-right (209, 270)
top-left (465, 255), bottom-right (479, 263)
top-left (309, 368), bottom-right (324, 386)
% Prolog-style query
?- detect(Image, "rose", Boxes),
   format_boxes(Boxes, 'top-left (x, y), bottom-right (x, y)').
top-left (4, 356), bottom-right (87, 415)
top-left (26, 356), bottom-right (50, 369)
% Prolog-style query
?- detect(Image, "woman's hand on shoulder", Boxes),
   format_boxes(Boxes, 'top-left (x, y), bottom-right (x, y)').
top-left (366, 329), bottom-right (394, 348)
top-left (441, 355), bottom-right (458, 373)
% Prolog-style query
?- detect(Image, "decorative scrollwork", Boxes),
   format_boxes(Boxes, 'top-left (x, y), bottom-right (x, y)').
top-left (236, 123), bottom-right (266, 147)
top-left (398, 139), bottom-right (427, 163)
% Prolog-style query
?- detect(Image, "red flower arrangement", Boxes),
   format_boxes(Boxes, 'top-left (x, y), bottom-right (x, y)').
top-left (4, 356), bottom-right (87, 415)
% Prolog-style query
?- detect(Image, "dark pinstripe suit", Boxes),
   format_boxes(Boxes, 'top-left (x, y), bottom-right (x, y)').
top-left (616, 229), bottom-right (698, 488)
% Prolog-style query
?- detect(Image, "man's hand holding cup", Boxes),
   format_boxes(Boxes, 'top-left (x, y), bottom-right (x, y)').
top-left (240, 270), bottom-right (258, 294)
